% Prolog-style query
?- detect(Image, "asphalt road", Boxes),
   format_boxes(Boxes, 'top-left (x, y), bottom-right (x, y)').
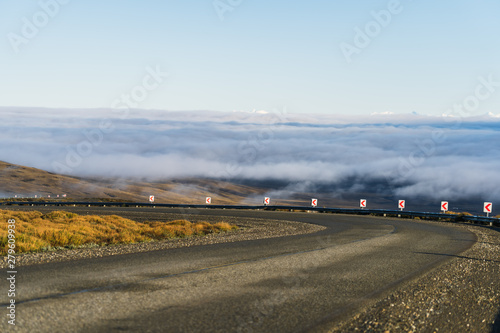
top-left (1, 208), bottom-right (475, 332)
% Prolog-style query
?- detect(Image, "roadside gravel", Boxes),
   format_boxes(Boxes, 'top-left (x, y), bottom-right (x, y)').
top-left (330, 224), bottom-right (500, 333)
top-left (0, 213), bottom-right (325, 268)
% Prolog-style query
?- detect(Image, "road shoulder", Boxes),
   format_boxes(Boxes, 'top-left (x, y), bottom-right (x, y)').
top-left (330, 223), bottom-right (500, 333)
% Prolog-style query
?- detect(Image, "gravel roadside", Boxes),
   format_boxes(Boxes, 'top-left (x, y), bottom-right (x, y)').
top-left (330, 224), bottom-right (500, 333)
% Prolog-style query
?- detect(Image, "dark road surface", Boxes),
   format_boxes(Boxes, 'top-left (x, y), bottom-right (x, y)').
top-left (1, 208), bottom-right (475, 332)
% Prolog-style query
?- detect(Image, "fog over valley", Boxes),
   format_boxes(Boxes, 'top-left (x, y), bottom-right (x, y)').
top-left (1, 107), bottom-right (500, 211)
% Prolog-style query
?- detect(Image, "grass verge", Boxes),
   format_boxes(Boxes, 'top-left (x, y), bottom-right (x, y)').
top-left (0, 209), bottom-right (237, 255)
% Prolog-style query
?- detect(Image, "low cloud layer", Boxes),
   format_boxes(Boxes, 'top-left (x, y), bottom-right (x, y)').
top-left (1, 107), bottom-right (500, 203)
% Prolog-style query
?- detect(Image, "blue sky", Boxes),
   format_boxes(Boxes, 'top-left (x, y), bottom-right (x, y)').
top-left (1, 0), bottom-right (499, 115)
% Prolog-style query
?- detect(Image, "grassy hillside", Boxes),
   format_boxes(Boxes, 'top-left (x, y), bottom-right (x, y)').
top-left (3, 161), bottom-right (492, 212)
top-left (0, 161), bottom-right (265, 204)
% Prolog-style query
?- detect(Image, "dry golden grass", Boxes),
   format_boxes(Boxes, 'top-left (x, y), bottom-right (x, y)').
top-left (446, 211), bottom-right (473, 216)
top-left (0, 209), bottom-right (237, 255)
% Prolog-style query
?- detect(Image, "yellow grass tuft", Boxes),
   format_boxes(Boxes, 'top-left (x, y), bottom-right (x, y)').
top-left (0, 209), bottom-right (237, 255)
top-left (446, 211), bottom-right (473, 216)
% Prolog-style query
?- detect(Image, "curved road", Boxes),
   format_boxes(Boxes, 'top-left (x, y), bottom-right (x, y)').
top-left (2, 208), bottom-right (475, 332)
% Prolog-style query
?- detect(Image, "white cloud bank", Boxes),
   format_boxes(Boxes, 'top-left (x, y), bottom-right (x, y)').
top-left (1, 107), bottom-right (500, 202)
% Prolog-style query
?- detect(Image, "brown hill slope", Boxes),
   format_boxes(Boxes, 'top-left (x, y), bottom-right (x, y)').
top-left (0, 161), bottom-right (266, 204)
top-left (0, 161), bottom-right (383, 208)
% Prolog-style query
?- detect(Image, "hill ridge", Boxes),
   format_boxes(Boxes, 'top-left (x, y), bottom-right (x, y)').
top-left (0, 161), bottom-right (263, 204)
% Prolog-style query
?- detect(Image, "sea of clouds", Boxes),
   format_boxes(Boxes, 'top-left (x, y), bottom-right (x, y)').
top-left (1, 107), bottom-right (500, 203)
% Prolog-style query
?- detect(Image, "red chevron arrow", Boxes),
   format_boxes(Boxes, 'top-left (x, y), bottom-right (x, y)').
top-left (360, 200), bottom-right (366, 207)
top-left (399, 200), bottom-right (405, 208)
top-left (485, 203), bottom-right (492, 212)
top-left (441, 201), bottom-right (448, 211)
